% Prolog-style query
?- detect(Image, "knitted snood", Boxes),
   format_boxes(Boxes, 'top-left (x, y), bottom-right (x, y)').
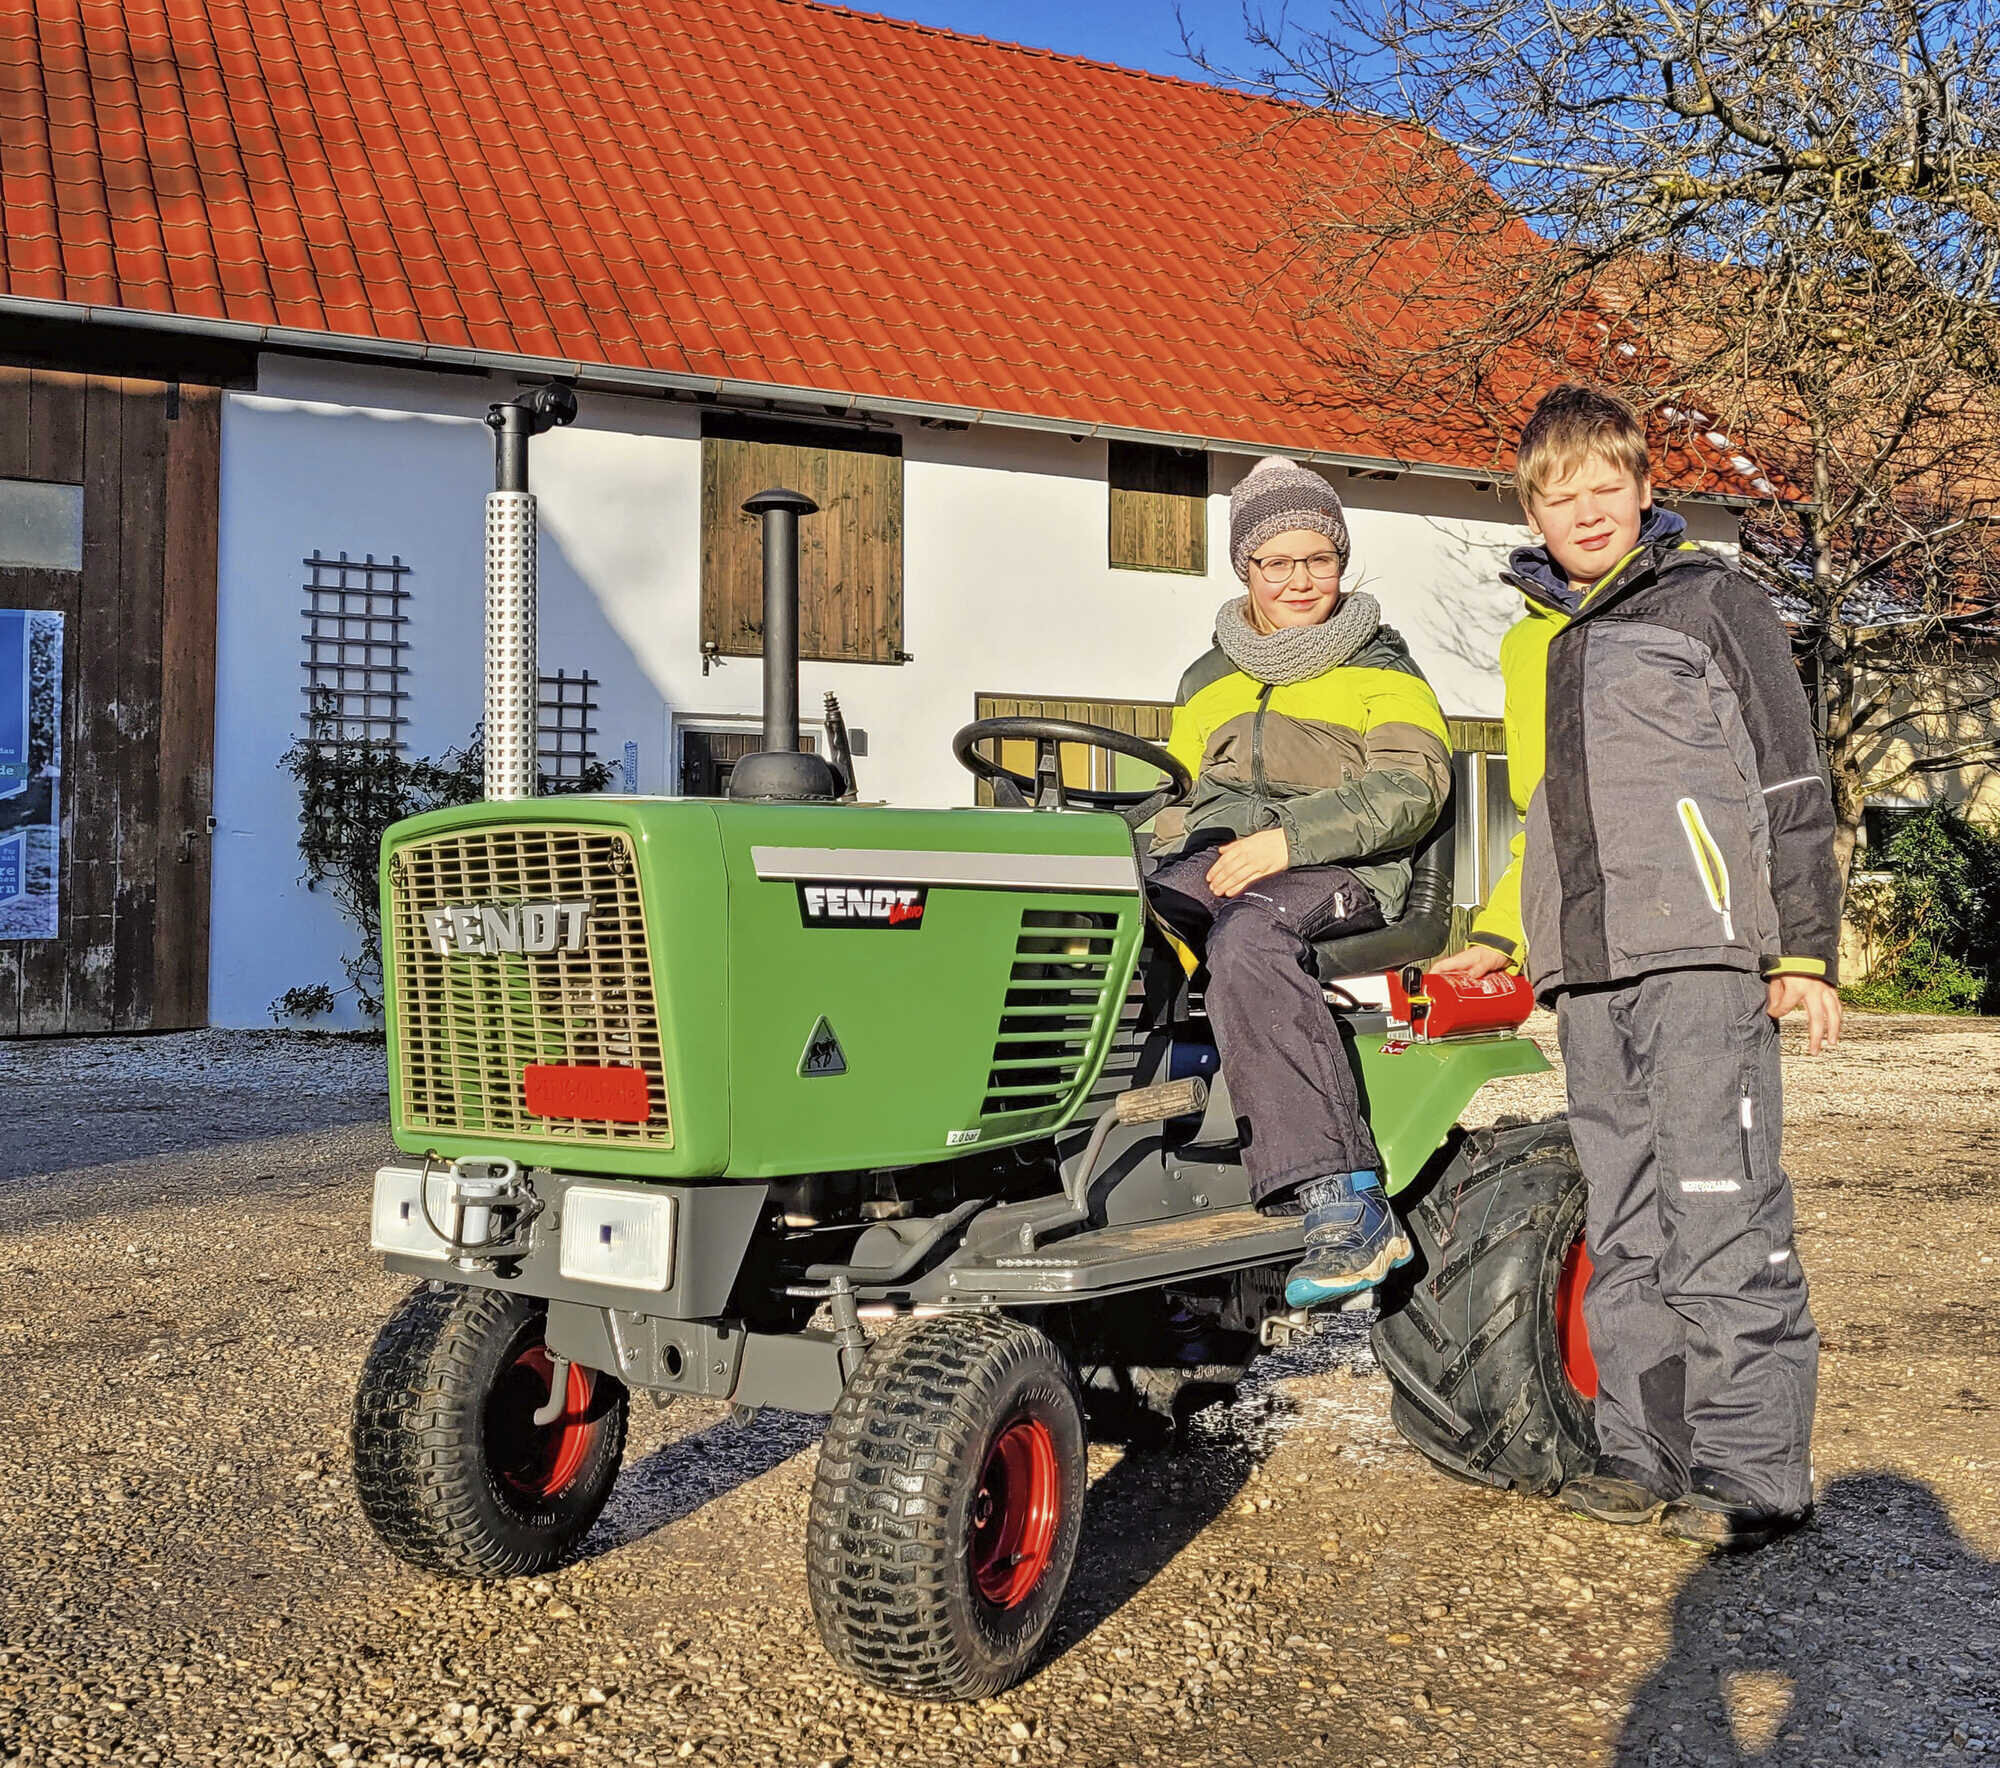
top-left (1213, 591), bottom-right (1381, 685)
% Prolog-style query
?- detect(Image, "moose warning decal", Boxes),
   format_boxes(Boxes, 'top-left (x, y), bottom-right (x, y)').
top-left (796, 883), bottom-right (927, 929)
top-left (799, 1016), bottom-right (848, 1078)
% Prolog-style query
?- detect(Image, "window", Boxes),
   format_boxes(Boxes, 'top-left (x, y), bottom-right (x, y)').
top-left (970, 694), bottom-right (1175, 807)
top-left (677, 723), bottom-right (817, 798)
top-left (1863, 801), bottom-right (1925, 859)
top-left (0, 479), bottom-right (83, 572)
top-left (538, 668), bottom-right (600, 785)
top-left (1108, 443), bottom-right (1207, 574)
top-left (700, 413), bottom-right (904, 666)
top-left (300, 550), bottom-right (411, 748)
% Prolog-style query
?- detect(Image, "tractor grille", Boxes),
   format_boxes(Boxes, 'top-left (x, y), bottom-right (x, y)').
top-left (980, 909), bottom-right (1124, 1132)
top-left (386, 825), bottom-right (672, 1146)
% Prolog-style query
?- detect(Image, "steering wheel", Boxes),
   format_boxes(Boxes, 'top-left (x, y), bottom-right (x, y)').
top-left (952, 717), bottom-right (1194, 830)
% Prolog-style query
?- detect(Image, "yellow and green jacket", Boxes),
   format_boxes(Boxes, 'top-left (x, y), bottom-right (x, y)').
top-left (1470, 520), bottom-right (1843, 995)
top-left (1155, 628), bottom-right (1451, 921)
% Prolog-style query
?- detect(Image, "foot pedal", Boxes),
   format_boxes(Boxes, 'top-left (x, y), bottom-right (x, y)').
top-left (1113, 1077), bottom-right (1209, 1125)
top-left (1261, 1306), bottom-right (1315, 1349)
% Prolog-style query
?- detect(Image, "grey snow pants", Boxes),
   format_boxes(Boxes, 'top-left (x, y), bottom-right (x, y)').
top-left (1148, 849), bottom-right (1383, 1206)
top-left (1556, 967), bottom-right (1818, 1514)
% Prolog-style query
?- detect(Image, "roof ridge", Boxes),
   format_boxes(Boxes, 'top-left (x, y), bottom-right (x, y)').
top-left (783, 0), bottom-right (1272, 103)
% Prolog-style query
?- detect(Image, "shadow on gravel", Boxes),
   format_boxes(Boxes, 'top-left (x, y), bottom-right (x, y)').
top-left (1052, 1313), bottom-right (1380, 1657)
top-left (1617, 1472), bottom-right (2000, 1765)
top-left (584, 1408), bottom-right (827, 1555)
top-left (1056, 1434), bottom-right (1257, 1651)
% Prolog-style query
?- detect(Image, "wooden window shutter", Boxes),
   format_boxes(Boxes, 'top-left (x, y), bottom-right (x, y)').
top-left (1108, 442), bottom-right (1208, 575)
top-left (700, 415), bottom-right (905, 665)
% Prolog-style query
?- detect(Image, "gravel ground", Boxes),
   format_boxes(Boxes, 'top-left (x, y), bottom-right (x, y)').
top-left (1, 1013), bottom-right (1996, 1767)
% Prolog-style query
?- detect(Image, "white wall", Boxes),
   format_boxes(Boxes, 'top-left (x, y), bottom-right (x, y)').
top-left (209, 354), bottom-right (1734, 1026)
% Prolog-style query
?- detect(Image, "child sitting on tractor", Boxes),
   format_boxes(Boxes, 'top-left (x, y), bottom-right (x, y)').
top-left (1430, 384), bottom-right (1843, 1549)
top-left (1148, 455), bottom-right (1452, 1308)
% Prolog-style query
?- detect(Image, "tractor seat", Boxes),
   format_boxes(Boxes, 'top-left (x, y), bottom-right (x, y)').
top-left (1313, 785), bottom-right (1457, 981)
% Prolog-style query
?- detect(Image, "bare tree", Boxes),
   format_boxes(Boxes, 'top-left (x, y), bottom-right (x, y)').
top-left (1212, 0), bottom-right (2000, 878)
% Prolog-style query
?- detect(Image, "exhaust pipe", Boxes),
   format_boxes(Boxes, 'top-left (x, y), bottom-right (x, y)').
top-left (482, 385), bottom-right (578, 801)
top-left (727, 487), bottom-right (839, 802)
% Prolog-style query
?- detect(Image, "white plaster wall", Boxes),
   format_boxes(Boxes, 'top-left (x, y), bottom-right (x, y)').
top-left (210, 353), bottom-right (1733, 1026)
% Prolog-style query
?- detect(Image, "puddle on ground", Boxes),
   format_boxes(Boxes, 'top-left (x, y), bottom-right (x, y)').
top-left (1183, 1309), bottom-right (1399, 1467)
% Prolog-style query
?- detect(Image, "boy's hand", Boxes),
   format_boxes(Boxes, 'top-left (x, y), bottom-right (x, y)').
top-left (1431, 944), bottom-right (1512, 981)
top-left (1767, 975), bottom-right (1842, 1054)
top-left (1206, 829), bottom-right (1291, 898)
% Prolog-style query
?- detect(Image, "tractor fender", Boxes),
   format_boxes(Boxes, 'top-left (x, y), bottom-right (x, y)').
top-left (1351, 1034), bottom-right (1552, 1195)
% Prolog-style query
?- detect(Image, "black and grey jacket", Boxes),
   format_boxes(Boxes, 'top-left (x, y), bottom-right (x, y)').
top-left (1490, 532), bottom-right (1843, 999)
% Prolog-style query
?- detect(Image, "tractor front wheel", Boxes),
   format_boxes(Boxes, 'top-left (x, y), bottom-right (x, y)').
top-left (352, 1283), bottom-right (628, 1578)
top-left (807, 1313), bottom-right (1086, 1700)
top-left (1371, 1118), bottom-right (1597, 1494)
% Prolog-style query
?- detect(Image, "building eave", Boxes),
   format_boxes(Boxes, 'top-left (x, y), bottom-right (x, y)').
top-left (0, 294), bottom-right (1760, 509)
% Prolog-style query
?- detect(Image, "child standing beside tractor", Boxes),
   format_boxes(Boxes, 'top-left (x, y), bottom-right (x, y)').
top-left (1432, 384), bottom-right (1844, 1549)
top-left (1149, 455), bottom-right (1452, 1308)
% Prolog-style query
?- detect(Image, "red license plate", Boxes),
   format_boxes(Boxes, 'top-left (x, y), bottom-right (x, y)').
top-left (523, 1064), bottom-right (651, 1123)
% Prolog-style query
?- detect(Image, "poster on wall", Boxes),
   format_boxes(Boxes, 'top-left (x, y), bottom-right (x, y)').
top-left (0, 608), bottom-right (62, 940)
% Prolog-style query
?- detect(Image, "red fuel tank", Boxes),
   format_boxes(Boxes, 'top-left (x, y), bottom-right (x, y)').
top-left (1388, 967), bottom-right (1536, 1040)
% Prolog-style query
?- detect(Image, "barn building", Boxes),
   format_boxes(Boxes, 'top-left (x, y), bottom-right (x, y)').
top-left (0, 0), bottom-right (1756, 1031)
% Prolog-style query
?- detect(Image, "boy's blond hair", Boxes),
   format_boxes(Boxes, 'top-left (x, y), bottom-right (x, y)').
top-left (1514, 383), bottom-right (1650, 508)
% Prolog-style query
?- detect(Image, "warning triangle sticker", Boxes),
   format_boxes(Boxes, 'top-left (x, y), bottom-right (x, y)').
top-left (799, 1016), bottom-right (848, 1078)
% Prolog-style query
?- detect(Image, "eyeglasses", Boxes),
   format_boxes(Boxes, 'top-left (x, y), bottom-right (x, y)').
top-left (1249, 550), bottom-right (1342, 585)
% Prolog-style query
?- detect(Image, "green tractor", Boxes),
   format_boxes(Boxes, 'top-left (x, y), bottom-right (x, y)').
top-left (351, 406), bottom-right (1600, 1701)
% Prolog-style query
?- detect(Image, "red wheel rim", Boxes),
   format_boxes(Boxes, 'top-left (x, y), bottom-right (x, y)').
top-left (968, 1417), bottom-right (1062, 1610)
top-left (1556, 1235), bottom-right (1598, 1399)
top-left (488, 1343), bottom-right (596, 1501)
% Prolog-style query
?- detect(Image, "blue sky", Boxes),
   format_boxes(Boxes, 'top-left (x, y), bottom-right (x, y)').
top-left (856, 1), bottom-right (1280, 83)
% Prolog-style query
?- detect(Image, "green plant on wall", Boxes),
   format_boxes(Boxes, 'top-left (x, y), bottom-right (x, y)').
top-left (277, 689), bottom-right (614, 1021)
top-left (1843, 805), bottom-right (2000, 1015)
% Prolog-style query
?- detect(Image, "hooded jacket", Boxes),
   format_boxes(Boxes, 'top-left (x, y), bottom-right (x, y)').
top-left (1469, 509), bottom-right (1843, 997)
top-left (1154, 625), bottom-right (1451, 921)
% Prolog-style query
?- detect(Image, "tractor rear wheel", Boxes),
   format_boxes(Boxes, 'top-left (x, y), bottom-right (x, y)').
top-left (807, 1312), bottom-right (1086, 1700)
top-left (1371, 1119), bottom-right (1597, 1495)
top-left (353, 1283), bottom-right (628, 1578)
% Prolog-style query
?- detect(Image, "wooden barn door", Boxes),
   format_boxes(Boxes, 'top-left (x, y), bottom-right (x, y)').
top-left (0, 367), bottom-right (219, 1035)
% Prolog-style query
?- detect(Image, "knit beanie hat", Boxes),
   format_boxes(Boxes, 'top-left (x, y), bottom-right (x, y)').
top-left (1229, 455), bottom-right (1351, 583)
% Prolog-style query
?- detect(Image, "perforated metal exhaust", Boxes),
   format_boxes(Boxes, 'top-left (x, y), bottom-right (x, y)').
top-left (481, 385), bottom-right (578, 802)
top-left (483, 490), bottom-right (538, 801)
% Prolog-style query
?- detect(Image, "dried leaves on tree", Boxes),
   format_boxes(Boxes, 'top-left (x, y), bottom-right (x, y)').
top-left (1215, 0), bottom-right (2000, 878)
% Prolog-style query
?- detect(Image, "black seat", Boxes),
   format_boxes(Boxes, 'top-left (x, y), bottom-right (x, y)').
top-left (1312, 785), bottom-right (1457, 979)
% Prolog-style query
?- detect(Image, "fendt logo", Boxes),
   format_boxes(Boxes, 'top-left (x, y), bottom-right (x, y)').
top-left (422, 901), bottom-right (591, 957)
top-left (796, 883), bottom-right (927, 930)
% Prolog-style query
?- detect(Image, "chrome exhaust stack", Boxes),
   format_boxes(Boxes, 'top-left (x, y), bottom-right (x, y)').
top-left (482, 385), bottom-right (578, 801)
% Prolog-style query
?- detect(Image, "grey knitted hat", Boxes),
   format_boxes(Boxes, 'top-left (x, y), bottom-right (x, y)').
top-left (1229, 455), bottom-right (1351, 582)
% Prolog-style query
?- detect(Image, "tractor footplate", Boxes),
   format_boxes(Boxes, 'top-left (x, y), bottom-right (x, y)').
top-left (945, 1205), bottom-right (1304, 1299)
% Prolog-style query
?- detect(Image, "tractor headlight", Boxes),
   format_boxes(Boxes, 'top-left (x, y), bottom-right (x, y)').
top-left (370, 1164), bottom-right (454, 1261)
top-left (558, 1185), bottom-right (677, 1291)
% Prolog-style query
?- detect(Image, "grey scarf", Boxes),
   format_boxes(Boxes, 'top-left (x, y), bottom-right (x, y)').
top-left (1214, 591), bottom-right (1381, 685)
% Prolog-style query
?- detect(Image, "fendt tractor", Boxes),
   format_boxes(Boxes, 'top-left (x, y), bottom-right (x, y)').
top-left (351, 388), bottom-right (1600, 1701)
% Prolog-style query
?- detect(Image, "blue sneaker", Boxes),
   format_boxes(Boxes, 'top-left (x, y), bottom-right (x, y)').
top-left (1284, 1171), bottom-right (1413, 1308)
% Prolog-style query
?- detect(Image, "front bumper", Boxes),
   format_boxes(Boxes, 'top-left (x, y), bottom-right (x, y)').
top-left (371, 1162), bottom-right (849, 1414)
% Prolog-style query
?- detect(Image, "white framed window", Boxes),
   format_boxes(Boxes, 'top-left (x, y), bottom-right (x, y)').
top-left (671, 714), bottom-right (821, 799)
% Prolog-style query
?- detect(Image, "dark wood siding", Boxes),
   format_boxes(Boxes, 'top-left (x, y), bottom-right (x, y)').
top-left (1108, 442), bottom-right (1208, 575)
top-left (0, 367), bottom-right (219, 1035)
top-left (700, 417), bottom-right (905, 666)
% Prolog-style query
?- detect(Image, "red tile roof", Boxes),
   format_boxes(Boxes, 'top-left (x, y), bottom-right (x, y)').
top-left (0, 0), bottom-right (1760, 489)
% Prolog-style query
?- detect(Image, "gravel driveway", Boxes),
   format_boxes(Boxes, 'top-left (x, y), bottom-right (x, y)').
top-left (1, 1013), bottom-right (1995, 1767)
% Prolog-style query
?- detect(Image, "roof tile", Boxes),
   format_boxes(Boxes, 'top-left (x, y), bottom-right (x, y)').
top-left (0, 0), bottom-right (1727, 480)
